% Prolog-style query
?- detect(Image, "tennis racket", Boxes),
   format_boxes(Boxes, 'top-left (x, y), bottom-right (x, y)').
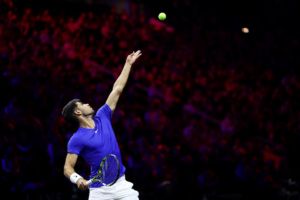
top-left (86, 154), bottom-right (120, 186)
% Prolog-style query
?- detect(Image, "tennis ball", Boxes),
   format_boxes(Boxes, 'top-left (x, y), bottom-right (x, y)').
top-left (158, 12), bottom-right (166, 21)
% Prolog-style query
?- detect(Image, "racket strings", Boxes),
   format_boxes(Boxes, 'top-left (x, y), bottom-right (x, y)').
top-left (91, 154), bottom-right (120, 185)
top-left (102, 156), bottom-right (119, 184)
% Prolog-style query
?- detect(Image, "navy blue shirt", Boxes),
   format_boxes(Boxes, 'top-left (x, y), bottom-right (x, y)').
top-left (67, 104), bottom-right (125, 188)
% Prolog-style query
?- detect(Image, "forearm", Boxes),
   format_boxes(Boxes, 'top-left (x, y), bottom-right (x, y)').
top-left (64, 165), bottom-right (75, 179)
top-left (105, 50), bottom-right (141, 111)
top-left (113, 62), bottom-right (132, 91)
top-left (64, 165), bottom-right (84, 185)
top-left (63, 153), bottom-right (84, 185)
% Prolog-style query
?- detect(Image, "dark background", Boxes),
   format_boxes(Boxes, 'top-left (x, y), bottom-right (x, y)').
top-left (1, 0), bottom-right (300, 199)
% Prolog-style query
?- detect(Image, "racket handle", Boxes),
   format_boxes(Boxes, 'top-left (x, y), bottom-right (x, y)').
top-left (86, 179), bottom-right (92, 185)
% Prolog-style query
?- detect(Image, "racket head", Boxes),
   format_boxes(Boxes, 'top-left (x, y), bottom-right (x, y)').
top-left (90, 154), bottom-right (120, 186)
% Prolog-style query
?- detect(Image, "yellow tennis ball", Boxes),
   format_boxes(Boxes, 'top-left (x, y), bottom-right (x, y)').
top-left (158, 12), bottom-right (166, 21)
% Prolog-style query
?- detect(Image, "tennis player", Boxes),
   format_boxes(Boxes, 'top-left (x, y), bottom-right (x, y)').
top-left (62, 50), bottom-right (141, 200)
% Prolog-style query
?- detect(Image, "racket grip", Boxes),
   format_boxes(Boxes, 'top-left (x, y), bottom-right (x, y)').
top-left (86, 179), bottom-right (92, 185)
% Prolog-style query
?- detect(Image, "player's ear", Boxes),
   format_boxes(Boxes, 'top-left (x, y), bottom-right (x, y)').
top-left (74, 108), bottom-right (82, 116)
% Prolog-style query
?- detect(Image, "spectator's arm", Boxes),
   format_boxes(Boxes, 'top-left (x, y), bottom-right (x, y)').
top-left (106, 50), bottom-right (142, 112)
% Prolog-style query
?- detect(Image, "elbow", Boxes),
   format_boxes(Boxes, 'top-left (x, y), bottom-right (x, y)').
top-left (113, 85), bottom-right (123, 94)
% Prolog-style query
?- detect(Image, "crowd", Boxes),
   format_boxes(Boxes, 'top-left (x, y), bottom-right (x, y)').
top-left (1, 0), bottom-right (299, 199)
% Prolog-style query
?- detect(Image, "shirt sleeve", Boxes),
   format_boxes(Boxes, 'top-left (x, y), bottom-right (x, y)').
top-left (95, 104), bottom-right (112, 120)
top-left (67, 135), bottom-right (84, 155)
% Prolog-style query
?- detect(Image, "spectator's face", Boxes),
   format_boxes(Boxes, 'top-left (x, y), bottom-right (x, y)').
top-left (75, 102), bottom-right (94, 116)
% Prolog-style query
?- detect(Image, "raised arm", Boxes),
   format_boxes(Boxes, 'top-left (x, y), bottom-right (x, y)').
top-left (106, 50), bottom-right (142, 112)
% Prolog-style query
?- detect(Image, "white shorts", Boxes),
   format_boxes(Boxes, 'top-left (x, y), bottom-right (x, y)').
top-left (88, 175), bottom-right (139, 200)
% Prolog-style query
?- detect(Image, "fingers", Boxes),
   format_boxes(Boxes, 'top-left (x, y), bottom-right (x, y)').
top-left (133, 50), bottom-right (142, 58)
top-left (77, 179), bottom-right (88, 190)
top-left (135, 50), bottom-right (141, 55)
top-left (79, 182), bottom-right (88, 190)
top-left (126, 50), bottom-right (142, 64)
top-left (131, 50), bottom-right (142, 56)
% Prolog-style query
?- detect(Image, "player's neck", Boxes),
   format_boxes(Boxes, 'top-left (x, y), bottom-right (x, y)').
top-left (80, 117), bottom-right (95, 129)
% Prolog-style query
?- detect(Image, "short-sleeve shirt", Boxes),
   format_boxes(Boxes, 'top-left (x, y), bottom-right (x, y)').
top-left (67, 104), bottom-right (125, 188)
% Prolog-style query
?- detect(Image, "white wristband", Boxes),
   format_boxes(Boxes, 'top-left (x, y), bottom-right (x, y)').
top-left (70, 172), bottom-right (82, 184)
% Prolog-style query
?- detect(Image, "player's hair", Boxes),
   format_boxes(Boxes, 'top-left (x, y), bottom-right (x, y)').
top-left (62, 98), bottom-right (80, 123)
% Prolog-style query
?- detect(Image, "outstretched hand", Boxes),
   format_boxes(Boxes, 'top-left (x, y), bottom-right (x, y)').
top-left (126, 50), bottom-right (142, 65)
